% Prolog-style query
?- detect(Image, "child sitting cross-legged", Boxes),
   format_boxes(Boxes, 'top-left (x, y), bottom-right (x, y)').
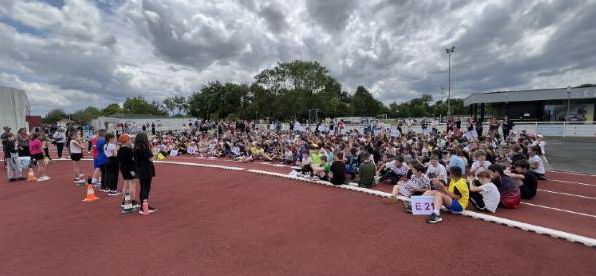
top-left (386, 163), bottom-right (431, 211)
top-left (422, 166), bottom-right (469, 224)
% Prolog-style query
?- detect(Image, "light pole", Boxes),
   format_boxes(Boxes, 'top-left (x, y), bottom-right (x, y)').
top-left (445, 46), bottom-right (455, 116)
top-left (566, 86), bottom-right (572, 122)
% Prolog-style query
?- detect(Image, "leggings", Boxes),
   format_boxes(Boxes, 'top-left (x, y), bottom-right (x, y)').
top-left (139, 176), bottom-right (153, 202)
top-left (105, 157), bottom-right (119, 191)
top-left (56, 143), bottom-right (64, 158)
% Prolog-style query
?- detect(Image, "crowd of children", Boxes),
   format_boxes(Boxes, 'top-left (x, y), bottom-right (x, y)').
top-left (143, 118), bottom-right (547, 223)
top-left (3, 116), bottom-right (548, 221)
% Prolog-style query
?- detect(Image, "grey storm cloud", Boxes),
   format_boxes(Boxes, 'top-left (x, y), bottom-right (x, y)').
top-left (0, 0), bottom-right (594, 115)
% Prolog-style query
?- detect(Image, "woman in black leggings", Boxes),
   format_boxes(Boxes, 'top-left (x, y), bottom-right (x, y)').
top-left (134, 132), bottom-right (157, 214)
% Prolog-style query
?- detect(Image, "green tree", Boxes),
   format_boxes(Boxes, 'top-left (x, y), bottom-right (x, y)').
top-left (71, 107), bottom-right (101, 124)
top-left (102, 103), bottom-right (122, 116)
top-left (253, 60), bottom-right (343, 120)
top-left (122, 96), bottom-right (167, 115)
top-left (351, 86), bottom-right (384, 117)
top-left (44, 109), bottom-right (67, 124)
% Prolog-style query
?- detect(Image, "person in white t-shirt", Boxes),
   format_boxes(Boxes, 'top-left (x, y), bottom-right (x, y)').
top-left (377, 155), bottom-right (409, 185)
top-left (468, 171), bottom-right (500, 213)
top-left (470, 150), bottom-right (491, 177)
top-left (531, 135), bottom-right (546, 155)
top-left (528, 145), bottom-right (546, 180)
top-left (425, 155), bottom-right (447, 183)
top-left (389, 163), bottom-right (431, 198)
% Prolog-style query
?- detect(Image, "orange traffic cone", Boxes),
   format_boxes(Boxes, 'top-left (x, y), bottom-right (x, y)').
top-left (142, 199), bottom-right (149, 215)
top-left (82, 183), bottom-right (99, 202)
top-left (27, 168), bottom-right (37, 181)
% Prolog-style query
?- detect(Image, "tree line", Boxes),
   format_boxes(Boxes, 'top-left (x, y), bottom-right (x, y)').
top-left (43, 60), bottom-right (466, 124)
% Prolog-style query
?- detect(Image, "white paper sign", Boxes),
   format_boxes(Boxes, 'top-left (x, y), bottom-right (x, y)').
top-left (410, 196), bottom-right (436, 215)
top-left (170, 149), bottom-right (178, 156)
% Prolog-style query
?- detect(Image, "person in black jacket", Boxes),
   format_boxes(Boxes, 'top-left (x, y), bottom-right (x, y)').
top-left (134, 132), bottom-right (157, 214)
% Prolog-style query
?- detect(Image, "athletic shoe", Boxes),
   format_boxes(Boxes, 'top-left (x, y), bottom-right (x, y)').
top-left (100, 188), bottom-right (110, 192)
top-left (108, 191), bottom-right (121, 196)
top-left (17, 177), bottom-right (26, 181)
top-left (132, 201), bottom-right (141, 208)
top-left (8, 178), bottom-right (17, 182)
top-left (120, 201), bottom-right (126, 208)
top-left (121, 208), bottom-right (133, 214)
top-left (404, 201), bottom-right (412, 213)
top-left (139, 206), bottom-right (158, 214)
top-left (427, 213), bottom-right (443, 224)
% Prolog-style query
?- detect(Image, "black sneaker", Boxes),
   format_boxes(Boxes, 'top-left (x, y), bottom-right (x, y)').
top-left (17, 177), bottom-right (26, 181)
top-left (108, 191), bottom-right (121, 196)
top-left (427, 213), bottom-right (443, 224)
top-left (148, 206), bottom-right (158, 214)
top-left (8, 178), bottom-right (17, 182)
top-left (132, 201), bottom-right (140, 208)
top-left (404, 201), bottom-right (412, 213)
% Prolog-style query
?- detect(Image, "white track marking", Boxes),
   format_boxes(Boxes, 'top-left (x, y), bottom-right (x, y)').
top-left (244, 168), bottom-right (596, 247)
top-left (549, 170), bottom-right (596, 177)
top-left (27, 158), bottom-right (596, 247)
top-left (547, 179), bottom-right (596, 187)
top-left (538, 189), bottom-right (596, 200)
top-left (521, 202), bottom-right (596, 219)
top-left (155, 160), bottom-right (244, 171)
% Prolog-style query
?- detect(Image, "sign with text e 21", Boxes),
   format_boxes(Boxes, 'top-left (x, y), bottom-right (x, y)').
top-left (410, 196), bottom-right (435, 215)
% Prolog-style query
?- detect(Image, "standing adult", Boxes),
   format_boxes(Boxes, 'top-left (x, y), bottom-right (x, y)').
top-left (134, 132), bottom-right (157, 214)
top-left (16, 128), bottom-right (30, 157)
top-left (151, 123), bottom-right (156, 136)
top-left (502, 116), bottom-right (514, 141)
top-left (53, 127), bottom-right (67, 159)
top-left (1, 126), bottom-right (11, 165)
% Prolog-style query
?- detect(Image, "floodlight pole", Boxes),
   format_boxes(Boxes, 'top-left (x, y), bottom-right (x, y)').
top-left (445, 46), bottom-right (455, 117)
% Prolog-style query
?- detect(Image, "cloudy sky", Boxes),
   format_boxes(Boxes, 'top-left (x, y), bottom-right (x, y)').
top-left (1, 0), bottom-right (595, 115)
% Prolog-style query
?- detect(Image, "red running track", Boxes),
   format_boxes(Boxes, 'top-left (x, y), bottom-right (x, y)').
top-left (166, 156), bottom-right (596, 239)
top-left (1, 161), bottom-right (595, 276)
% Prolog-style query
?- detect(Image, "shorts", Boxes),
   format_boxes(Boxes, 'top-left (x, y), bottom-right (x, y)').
top-left (93, 159), bottom-right (106, 169)
top-left (120, 169), bottom-right (136, 180)
top-left (32, 153), bottom-right (45, 162)
top-left (70, 153), bottom-right (83, 161)
top-left (449, 199), bottom-right (463, 212)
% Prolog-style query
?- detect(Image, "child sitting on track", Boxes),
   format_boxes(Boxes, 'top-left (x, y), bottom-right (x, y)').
top-left (422, 166), bottom-right (469, 224)
top-left (528, 145), bottom-right (547, 180)
top-left (489, 164), bottom-right (521, 209)
top-left (468, 171), bottom-right (500, 213)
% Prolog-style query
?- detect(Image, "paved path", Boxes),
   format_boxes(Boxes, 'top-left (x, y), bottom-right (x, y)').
top-left (545, 137), bottom-right (596, 174)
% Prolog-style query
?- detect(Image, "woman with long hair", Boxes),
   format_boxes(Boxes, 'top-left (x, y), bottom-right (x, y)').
top-left (134, 132), bottom-right (157, 214)
top-left (29, 132), bottom-right (50, 181)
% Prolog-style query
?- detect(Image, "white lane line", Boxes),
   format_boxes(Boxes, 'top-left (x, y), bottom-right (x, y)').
top-left (31, 158), bottom-right (596, 247)
top-left (538, 189), bottom-right (596, 200)
top-left (549, 170), bottom-right (596, 177)
top-left (154, 160), bottom-right (244, 171)
top-left (245, 168), bottom-right (596, 247)
top-left (521, 202), bottom-right (596, 219)
top-left (547, 179), bottom-right (596, 187)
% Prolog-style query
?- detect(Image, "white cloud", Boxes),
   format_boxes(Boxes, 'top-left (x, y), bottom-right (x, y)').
top-left (0, 0), bottom-right (594, 115)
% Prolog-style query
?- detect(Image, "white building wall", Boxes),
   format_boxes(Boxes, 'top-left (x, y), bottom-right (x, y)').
top-left (0, 86), bottom-right (30, 132)
top-left (92, 116), bottom-right (198, 133)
